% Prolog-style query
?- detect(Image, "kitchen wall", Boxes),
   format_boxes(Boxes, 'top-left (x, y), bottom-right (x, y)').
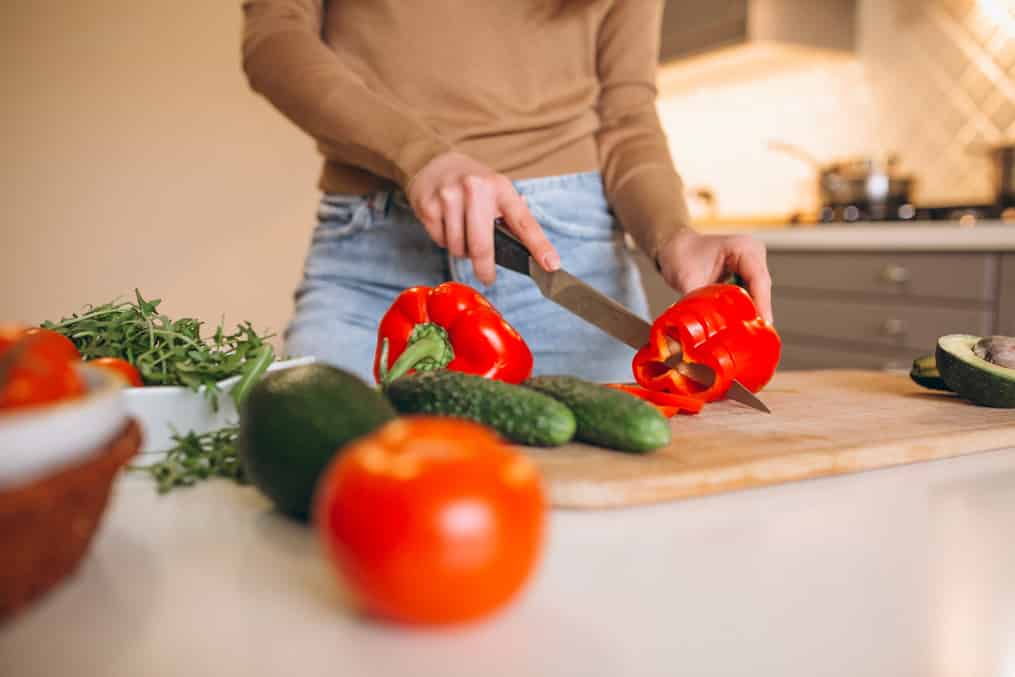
top-left (1, 1), bottom-right (319, 341)
top-left (659, 0), bottom-right (1015, 220)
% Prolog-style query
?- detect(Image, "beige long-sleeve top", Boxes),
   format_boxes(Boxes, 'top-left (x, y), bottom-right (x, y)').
top-left (241, 0), bottom-right (691, 259)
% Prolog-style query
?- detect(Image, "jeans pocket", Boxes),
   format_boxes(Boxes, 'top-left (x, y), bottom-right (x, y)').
top-left (313, 194), bottom-right (373, 242)
top-left (526, 190), bottom-right (618, 241)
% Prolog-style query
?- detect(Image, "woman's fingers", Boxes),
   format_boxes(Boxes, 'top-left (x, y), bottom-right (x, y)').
top-left (439, 185), bottom-right (466, 258)
top-left (497, 187), bottom-right (560, 272)
top-left (464, 176), bottom-right (498, 286)
top-left (407, 152), bottom-right (559, 282)
top-left (726, 237), bottom-right (774, 324)
top-left (418, 197), bottom-right (446, 247)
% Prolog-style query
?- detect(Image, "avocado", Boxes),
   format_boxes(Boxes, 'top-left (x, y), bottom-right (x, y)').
top-left (909, 353), bottom-right (950, 392)
top-left (237, 364), bottom-right (397, 519)
top-left (524, 375), bottom-right (671, 453)
top-left (935, 334), bottom-right (1015, 408)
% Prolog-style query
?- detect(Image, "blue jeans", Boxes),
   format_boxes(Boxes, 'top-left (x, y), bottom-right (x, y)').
top-left (285, 172), bottom-right (651, 384)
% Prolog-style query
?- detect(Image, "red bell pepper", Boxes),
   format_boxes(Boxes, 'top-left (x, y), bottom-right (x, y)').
top-left (374, 282), bottom-right (533, 385)
top-left (632, 284), bottom-right (780, 403)
top-left (604, 383), bottom-right (704, 416)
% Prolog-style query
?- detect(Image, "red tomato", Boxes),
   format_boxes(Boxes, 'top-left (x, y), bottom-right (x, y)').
top-left (0, 325), bottom-right (80, 363)
top-left (314, 417), bottom-right (546, 625)
top-left (89, 357), bottom-right (143, 387)
top-left (0, 332), bottom-right (85, 411)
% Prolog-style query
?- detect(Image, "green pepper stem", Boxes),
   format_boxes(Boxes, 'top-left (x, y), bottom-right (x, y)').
top-left (381, 323), bottom-right (454, 387)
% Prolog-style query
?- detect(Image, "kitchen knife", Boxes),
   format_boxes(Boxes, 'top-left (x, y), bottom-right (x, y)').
top-left (492, 221), bottom-right (771, 413)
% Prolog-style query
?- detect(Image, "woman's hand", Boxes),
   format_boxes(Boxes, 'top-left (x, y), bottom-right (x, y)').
top-left (408, 152), bottom-right (560, 286)
top-left (656, 230), bottom-right (774, 324)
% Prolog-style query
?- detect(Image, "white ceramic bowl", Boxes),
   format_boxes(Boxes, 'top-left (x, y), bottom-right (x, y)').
top-left (124, 356), bottom-right (317, 462)
top-left (0, 363), bottom-right (128, 490)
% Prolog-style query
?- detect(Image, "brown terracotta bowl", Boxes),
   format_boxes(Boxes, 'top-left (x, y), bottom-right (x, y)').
top-left (0, 418), bottom-right (142, 620)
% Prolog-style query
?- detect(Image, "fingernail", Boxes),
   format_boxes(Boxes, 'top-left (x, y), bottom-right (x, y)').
top-left (543, 252), bottom-right (561, 271)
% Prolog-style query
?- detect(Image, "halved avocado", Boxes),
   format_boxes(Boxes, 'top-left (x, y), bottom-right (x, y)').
top-left (909, 353), bottom-right (950, 392)
top-left (935, 334), bottom-right (1015, 408)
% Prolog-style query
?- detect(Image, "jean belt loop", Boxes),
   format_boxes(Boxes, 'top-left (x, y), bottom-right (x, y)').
top-left (369, 190), bottom-right (392, 221)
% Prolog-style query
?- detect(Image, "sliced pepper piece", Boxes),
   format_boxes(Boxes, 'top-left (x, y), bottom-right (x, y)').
top-left (374, 282), bottom-right (533, 386)
top-left (632, 284), bottom-right (781, 403)
top-left (604, 383), bottom-right (704, 415)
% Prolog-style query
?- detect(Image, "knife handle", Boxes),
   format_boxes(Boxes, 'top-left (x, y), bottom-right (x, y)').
top-left (492, 218), bottom-right (531, 276)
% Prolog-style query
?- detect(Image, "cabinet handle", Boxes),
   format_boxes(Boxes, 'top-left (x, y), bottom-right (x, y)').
top-left (881, 318), bottom-right (906, 336)
top-left (881, 264), bottom-right (910, 284)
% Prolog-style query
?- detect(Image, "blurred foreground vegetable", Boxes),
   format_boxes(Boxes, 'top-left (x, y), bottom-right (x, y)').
top-left (314, 417), bottom-right (546, 625)
top-left (0, 326), bottom-right (84, 411)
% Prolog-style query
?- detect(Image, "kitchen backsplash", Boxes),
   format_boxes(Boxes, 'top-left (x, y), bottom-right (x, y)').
top-left (657, 0), bottom-right (1015, 220)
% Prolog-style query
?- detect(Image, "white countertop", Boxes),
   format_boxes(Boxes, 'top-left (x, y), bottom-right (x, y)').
top-left (730, 222), bottom-right (1015, 251)
top-left (4, 447), bottom-right (1015, 677)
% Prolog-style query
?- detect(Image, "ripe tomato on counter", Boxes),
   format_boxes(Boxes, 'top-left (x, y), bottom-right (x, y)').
top-left (0, 326), bottom-right (85, 411)
top-left (314, 417), bottom-right (546, 625)
top-left (89, 357), bottom-right (143, 387)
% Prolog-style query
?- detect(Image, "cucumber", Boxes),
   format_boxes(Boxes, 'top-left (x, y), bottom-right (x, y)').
top-left (523, 375), bottom-right (671, 453)
top-left (909, 353), bottom-right (950, 392)
top-left (384, 370), bottom-right (576, 447)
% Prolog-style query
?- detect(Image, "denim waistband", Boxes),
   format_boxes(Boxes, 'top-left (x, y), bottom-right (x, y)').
top-left (512, 171), bottom-right (603, 196)
top-left (320, 170), bottom-right (600, 223)
top-left (324, 171), bottom-right (605, 211)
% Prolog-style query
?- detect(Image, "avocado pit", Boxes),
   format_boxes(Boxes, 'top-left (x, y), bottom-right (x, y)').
top-left (973, 336), bottom-right (1015, 369)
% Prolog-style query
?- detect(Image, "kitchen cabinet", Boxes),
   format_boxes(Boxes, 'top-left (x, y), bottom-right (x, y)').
top-left (659, 1), bottom-right (746, 62)
top-left (659, 0), bottom-right (855, 64)
top-left (1001, 254), bottom-right (1015, 337)
top-left (770, 250), bottom-right (1004, 370)
top-left (766, 251), bottom-right (995, 302)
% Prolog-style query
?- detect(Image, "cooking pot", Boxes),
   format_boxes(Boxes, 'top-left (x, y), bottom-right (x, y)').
top-left (769, 141), bottom-right (916, 208)
top-left (987, 144), bottom-right (1015, 207)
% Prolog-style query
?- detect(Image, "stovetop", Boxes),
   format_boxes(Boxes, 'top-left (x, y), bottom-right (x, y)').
top-left (820, 202), bottom-right (1015, 226)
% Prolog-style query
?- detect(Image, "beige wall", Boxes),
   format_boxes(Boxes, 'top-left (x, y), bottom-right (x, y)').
top-left (1, 1), bottom-right (319, 343)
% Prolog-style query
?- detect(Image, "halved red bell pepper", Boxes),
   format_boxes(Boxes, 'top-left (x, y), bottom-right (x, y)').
top-left (374, 282), bottom-right (533, 385)
top-left (633, 284), bottom-right (780, 403)
top-left (604, 383), bottom-right (704, 415)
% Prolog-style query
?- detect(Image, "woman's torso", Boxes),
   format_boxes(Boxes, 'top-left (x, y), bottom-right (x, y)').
top-left (320, 0), bottom-right (610, 191)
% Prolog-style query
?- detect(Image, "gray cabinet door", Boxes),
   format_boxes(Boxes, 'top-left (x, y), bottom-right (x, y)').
top-left (778, 343), bottom-right (913, 371)
top-left (1001, 254), bottom-right (1015, 336)
top-left (774, 296), bottom-right (993, 353)
top-left (768, 252), bottom-right (996, 302)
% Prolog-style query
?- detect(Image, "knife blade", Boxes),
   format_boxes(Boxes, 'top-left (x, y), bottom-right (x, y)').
top-left (666, 357), bottom-right (772, 414)
top-left (493, 222), bottom-right (771, 413)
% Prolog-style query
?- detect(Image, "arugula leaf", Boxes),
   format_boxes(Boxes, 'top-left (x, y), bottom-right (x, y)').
top-left (130, 427), bottom-right (243, 493)
top-left (42, 290), bottom-right (274, 409)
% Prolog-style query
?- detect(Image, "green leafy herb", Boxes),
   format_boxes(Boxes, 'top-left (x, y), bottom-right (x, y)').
top-left (42, 289), bottom-right (275, 409)
top-left (130, 427), bottom-right (243, 494)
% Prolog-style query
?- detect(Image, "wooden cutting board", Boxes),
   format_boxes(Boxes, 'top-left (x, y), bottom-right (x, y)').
top-left (523, 370), bottom-right (1015, 509)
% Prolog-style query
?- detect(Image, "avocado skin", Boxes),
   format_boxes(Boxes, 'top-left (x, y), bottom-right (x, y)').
top-left (936, 335), bottom-right (1015, 408)
top-left (238, 364), bottom-right (397, 520)
top-left (909, 354), bottom-right (950, 392)
top-left (524, 375), bottom-right (671, 453)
